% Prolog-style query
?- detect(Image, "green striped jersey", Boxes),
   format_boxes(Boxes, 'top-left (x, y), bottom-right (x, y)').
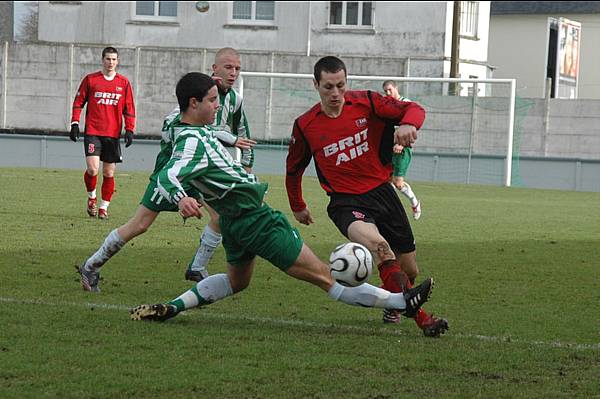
top-left (146, 108), bottom-right (184, 182)
top-left (215, 86), bottom-right (254, 167)
top-left (156, 122), bottom-right (267, 217)
top-left (157, 86), bottom-right (254, 169)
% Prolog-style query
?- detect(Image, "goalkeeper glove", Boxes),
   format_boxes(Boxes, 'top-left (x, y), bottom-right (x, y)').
top-left (69, 124), bottom-right (79, 142)
top-left (124, 131), bottom-right (134, 148)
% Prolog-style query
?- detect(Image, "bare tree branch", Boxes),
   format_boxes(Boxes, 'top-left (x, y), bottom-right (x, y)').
top-left (18, 2), bottom-right (39, 42)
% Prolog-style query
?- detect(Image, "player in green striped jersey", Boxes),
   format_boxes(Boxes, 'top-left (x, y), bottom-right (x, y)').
top-left (383, 80), bottom-right (422, 220)
top-left (183, 47), bottom-right (256, 282)
top-left (129, 72), bottom-right (435, 322)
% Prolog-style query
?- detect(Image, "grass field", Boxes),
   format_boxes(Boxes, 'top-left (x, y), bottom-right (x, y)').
top-left (1, 167), bottom-right (599, 399)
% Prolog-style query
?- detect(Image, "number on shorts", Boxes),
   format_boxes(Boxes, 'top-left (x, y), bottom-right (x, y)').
top-left (150, 187), bottom-right (164, 204)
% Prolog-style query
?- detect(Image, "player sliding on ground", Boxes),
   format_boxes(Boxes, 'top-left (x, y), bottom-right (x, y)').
top-left (129, 72), bottom-right (435, 324)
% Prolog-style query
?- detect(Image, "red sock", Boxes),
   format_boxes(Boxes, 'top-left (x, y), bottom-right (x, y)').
top-left (378, 260), bottom-right (432, 326)
top-left (377, 260), bottom-right (412, 293)
top-left (84, 171), bottom-right (97, 194)
top-left (415, 309), bottom-right (431, 328)
top-left (101, 176), bottom-right (115, 202)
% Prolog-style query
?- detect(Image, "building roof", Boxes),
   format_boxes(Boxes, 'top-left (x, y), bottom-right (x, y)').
top-left (491, 1), bottom-right (600, 15)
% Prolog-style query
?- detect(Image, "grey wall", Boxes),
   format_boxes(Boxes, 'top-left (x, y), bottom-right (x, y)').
top-left (1, 42), bottom-right (599, 161)
top-left (489, 13), bottom-right (600, 99)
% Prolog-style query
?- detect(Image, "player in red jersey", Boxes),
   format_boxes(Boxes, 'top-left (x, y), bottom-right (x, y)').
top-left (70, 46), bottom-right (136, 219)
top-left (286, 56), bottom-right (448, 337)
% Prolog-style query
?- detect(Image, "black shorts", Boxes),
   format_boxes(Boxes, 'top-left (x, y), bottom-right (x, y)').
top-left (84, 135), bottom-right (122, 163)
top-left (327, 183), bottom-right (416, 254)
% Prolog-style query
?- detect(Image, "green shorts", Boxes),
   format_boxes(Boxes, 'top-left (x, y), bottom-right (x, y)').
top-left (139, 178), bottom-right (179, 212)
top-left (220, 204), bottom-right (303, 271)
top-left (140, 178), bottom-right (201, 213)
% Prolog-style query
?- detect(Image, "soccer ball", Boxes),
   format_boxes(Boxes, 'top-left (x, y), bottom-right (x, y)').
top-left (195, 1), bottom-right (210, 13)
top-left (329, 242), bottom-right (373, 287)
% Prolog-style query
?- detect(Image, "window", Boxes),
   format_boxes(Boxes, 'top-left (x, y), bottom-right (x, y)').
top-left (329, 2), bottom-right (373, 27)
top-left (460, 1), bottom-right (478, 38)
top-left (135, 1), bottom-right (177, 18)
top-left (232, 1), bottom-right (275, 21)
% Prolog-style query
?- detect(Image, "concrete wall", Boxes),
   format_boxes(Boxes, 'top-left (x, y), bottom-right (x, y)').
top-left (489, 13), bottom-right (600, 99)
top-left (488, 15), bottom-right (548, 98)
top-left (1, 42), bottom-right (599, 161)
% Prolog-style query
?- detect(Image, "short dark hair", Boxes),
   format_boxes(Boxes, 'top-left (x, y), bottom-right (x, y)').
top-left (314, 56), bottom-right (347, 83)
top-left (102, 46), bottom-right (119, 58)
top-left (176, 72), bottom-right (216, 112)
top-left (382, 80), bottom-right (397, 89)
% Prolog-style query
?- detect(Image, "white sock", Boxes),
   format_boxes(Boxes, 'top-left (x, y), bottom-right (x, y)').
top-left (88, 190), bottom-right (96, 199)
top-left (171, 273), bottom-right (233, 311)
top-left (84, 229), bottom-right (126, 271)
top-left (400, 182), bottom-right (419, 207)
top-left (189, 224), bottom-right (222, 274)
top-left (99, 200), bottom-right (110, 210)
top-left (328, 282), bottom-right (406, 310)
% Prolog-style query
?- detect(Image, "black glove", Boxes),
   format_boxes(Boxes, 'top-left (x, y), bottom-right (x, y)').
top-left (124, 131), bottom-right (134, 148)
top-left (69, 124), bottom-right (79, 142)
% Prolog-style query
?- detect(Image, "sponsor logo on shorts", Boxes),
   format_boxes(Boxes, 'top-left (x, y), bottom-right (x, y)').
top-left (352, 210), bottom-right (365, 219)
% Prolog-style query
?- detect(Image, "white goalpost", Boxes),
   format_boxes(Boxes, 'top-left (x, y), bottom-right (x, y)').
top-left (239, 72), bottom-right (517, 187)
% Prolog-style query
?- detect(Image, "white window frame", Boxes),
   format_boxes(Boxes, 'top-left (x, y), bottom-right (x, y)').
top-left (131, 1), bottom-right (178, 22)
top-left (228, 1), bottom-right (276, 26)
top-left (328, 1), bottom-right (374, 29)
top-left (460, 1), bottom-right (479, 39)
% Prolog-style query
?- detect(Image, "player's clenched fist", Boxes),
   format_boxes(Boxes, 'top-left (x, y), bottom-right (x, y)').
top-left (178, 197), bottom-right (203, 219)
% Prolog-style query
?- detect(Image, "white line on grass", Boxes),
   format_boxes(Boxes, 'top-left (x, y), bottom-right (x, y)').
top-left (2, 296), bottom-right (598, 351)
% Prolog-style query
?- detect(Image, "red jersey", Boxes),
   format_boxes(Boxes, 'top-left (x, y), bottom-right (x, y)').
top-left (286, 90), bottom-right (425, 212)
top-left (71, 71), bottom-right (136, 138)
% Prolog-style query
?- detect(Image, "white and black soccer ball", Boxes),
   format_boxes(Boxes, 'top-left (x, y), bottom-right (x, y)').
top-left (329, 242), bottom-right (373, 287)
top-left (195, 1), bottom-right (210, 13)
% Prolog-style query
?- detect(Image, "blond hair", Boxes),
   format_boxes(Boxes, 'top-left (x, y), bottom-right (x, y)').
top-left (215, 47), bottom-right (240, 63)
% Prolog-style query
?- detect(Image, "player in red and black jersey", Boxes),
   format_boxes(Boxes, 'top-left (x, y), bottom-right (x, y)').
top-left (286, 56), bottom-right (448, 337)
top-left (70, 46), bottom-right (136, 219)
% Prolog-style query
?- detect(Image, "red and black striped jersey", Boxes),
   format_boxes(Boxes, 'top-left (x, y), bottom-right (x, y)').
top-left (71, 71), bottom-right (136, 138)
top-left (285, 90), bottom-right (425, 212)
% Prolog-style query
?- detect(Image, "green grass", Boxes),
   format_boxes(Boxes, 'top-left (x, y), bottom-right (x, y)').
top-left (1, 167), bottom-right (599, 399)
